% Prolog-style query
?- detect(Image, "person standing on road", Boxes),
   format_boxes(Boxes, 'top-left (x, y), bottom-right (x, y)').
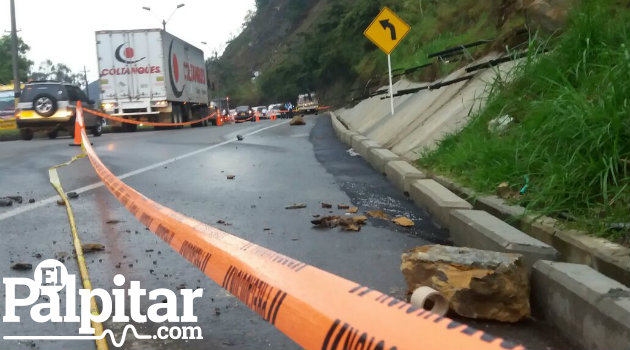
top-left (285, 101), bottom-right (294, 119)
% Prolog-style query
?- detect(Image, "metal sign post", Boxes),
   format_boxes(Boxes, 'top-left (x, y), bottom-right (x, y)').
top-left (387, 54), bottom-right (394, 115)
top-left (363, 7), bottom-right (410, 116)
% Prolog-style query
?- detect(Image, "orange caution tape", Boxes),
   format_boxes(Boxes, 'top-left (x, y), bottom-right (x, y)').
top-left (84, 108), bottom-right (216, 127)
top-left (76, 104), bottom-right (523, 350)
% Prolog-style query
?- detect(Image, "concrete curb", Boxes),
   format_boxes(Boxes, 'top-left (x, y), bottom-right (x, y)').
top-left (449, 209), bottom-right (558, 271)
top-left (355, 139), bottom-right (382, 159)
top-left (532, 261), bottom-right (630, 350)
top-left (384, 161), bottom-right (426, 194)
top-left (431, 173), bottom-right (630, 287)
top-left (367, 148), bottom-right (401, 173)
top-left (408, 179), bottom-right (472, 228)
top-left (328, 111), bottom-right (625, 349)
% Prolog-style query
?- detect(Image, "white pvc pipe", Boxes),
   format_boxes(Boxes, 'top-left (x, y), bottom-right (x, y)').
top-left (410, 286), bottom-right (449, 316)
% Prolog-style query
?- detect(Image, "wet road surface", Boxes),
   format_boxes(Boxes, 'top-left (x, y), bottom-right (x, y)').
top-left (0, 115), bottom-right (576, 349)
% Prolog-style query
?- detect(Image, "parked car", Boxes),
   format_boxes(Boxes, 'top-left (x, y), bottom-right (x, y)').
top-left (234, 105), bottom-right (254, 123)
top-left (267, 103), bottom-right (285, 118)
top-left (15, 81), bottom-right (102, 140)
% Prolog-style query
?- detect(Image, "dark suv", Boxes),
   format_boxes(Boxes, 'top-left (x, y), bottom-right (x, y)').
top-left (234, 105), bottom-right (254, 123)
top-left (16, 81), bottom-right (102, 140)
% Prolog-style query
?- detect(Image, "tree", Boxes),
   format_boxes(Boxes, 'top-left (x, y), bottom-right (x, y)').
top-left (30, 60), bottom-right (82, 86)
top-left (0, 34), bottom-right (33, 84)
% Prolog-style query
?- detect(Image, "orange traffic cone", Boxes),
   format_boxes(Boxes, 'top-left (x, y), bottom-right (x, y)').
top-left (216, 112), bottom-right (222, 126)
top-left (70, 101), bottom-right (89, 146)
top-left (255, 113), bottom-right (260, 122)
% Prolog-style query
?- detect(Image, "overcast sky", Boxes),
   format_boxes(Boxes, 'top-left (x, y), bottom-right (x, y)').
top-left (0, 0), bottom-right (255, 82)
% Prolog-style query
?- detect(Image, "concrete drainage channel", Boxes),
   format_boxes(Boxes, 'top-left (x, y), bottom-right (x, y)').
top-left (330, 111), bottom-right (630, 350)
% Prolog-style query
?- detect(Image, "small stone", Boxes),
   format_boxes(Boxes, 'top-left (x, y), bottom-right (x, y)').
top-left (236, 135), bottom-right (244, 141)
top-left (312, 214), bottom-right (320, 218)
top-left (311, 216), bottom-right (341, 228)
top-left (28, 198), bottom-right (35, 203)
top-left (11, 263), bottom-right (32, 271)
top-left (56, 199), bottom-right (65, 206)
top-left (285, 203), bottom-right (307, 209)
top-left (66, 192), bottom-right (79, 199)
top-left (321, 203), bottom-right (332, 208)
top-left (0, 198), bottom-right (13, 207)
top-left (337, 204), bottom-right (350, 210)
top-left (347, 207), bottom-right (359, 213)
top-left (227, 175), bottom-right (235, 180)
top-left (32, 253), bottom-right (42, 259)
top-left (106, 220), bottom-right (123, 224)
top-left (393, 217), bottom-right (414, 227)
top-left (82, 243), bottom-right (105, 253)
top-left (401, 245), bottom-right (530, 322)
top-left (367, 210), bottom-right (390, 220)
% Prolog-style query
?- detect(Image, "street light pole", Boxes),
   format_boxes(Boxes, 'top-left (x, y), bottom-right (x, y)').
top-left (10, 0), bottom-right (20, 100)
top-left (142, 4), bottom-right (184, 31)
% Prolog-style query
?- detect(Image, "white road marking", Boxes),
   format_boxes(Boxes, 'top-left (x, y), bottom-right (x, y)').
top-left (0, 121), bottom-right (290, 222)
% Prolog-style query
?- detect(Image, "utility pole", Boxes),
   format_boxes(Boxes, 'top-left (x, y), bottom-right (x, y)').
top-left (83, 66), bottom-right (90, 100)
top-left (10, 0), bottom-right (20, 101)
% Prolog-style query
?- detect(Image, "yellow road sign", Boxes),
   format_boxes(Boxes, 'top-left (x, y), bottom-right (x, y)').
top-left (363, 7), bottom-right (411, 55)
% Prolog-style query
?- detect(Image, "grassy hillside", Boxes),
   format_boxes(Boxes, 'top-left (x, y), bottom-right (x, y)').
top-left (419, 0), bottom-right (630, 243)
top-left (210, 0), bottom-right (531, 106)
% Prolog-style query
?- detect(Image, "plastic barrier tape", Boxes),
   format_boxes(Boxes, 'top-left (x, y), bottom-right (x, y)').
top-left (84, 108), bottom-right (216, 127)
top-left (76, 104), bottom-right (523, 350)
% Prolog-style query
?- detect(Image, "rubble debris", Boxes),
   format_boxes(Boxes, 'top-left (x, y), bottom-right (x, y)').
top-left (236, 135), bottom-right (244, 141)
top-left (311, 216), bottom-right (340, 228)
top-left (82, 243), bottom-right (105, 253)
top-left (216, 220), bottom-right (231, 226)
top-left (311, 215), bottom-right (367, 231)
top-left (312, 214), bottom-right (320, 218)
top-left (285, 203), bottom-right (307, 209)
top-left (289, 115), bottom-right (306, 126)
top-left (337, 204), bottom-right (350, 210)
top-left (66, 192), bottom-right (79, 199)
top-left (28, 198), bottom-right (35, 203)
top-left (401, 245), bottom-right (530, 322)
top-left (347, 207), bottom-right (359, 213)
top-left (11, 263), bottom-right (32, 271)
top-left (393, 216), bottom-right (414, 227)
top-left (7, 195), bottom-right (22, 203)
top-left (55, 252), bottom-right (69, 262)
top-left (0, 198), bottom-right (13, 207)
top-left (106, 220), bottom-right (124, 224)
top-left (367, 210), bottom-right (390, 220)
top-left (263, 228), bottom-right (271, 231)
top-left (56, 199), bottom-right (65, 206)
top-left (227, 175), bottom-right (235, 180)
top-left (321, 203), bottom-right (332, 208)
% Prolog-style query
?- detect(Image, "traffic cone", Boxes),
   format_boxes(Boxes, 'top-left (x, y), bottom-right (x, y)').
top-left (70, 101), bottom-right (87, 146)
top-left (216, 112), bottom-right (222, 126)
top-left (255, 112), bottom-right (260, 122)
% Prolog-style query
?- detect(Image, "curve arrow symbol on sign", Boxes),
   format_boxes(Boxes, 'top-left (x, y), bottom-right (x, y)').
top-left (379, 19), bottom-right (397, 40)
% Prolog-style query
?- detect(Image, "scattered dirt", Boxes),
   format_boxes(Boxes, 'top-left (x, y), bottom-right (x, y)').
top-left (367, 210), bottom-right (390, 220)
top-left (216, 220), bottom-right (232, 226)
top-left (6, 195), bottom-right (22, 203)
top-left (82, 243), bottom-right (105, 253)
top-left (393, 217), bottom-right (414, 227)
top-left (311, 215), bottom-right (368, 232)
top-left (11, 263), bottom-right (33, 271)
top-left (285, 203), bottom-right (307, 209)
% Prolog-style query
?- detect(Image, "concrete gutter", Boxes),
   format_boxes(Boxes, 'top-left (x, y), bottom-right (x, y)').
top-left (329, 110), bottom-right (630, 350)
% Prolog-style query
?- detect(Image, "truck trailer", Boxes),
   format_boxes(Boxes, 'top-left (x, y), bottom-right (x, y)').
top-left (95, 29), bottom-right (209, 131)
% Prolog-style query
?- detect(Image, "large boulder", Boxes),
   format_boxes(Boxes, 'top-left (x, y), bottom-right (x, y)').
top-left (401, 245), bottom-right (530, 322)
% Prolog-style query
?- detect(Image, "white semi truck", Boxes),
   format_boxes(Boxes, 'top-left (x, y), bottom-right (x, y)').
top-left (95, 29), bottom-right (209, 131)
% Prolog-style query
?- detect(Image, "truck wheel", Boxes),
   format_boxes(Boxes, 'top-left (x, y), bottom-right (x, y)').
top-left (47, 130), bottom-right (58, 139)
top-left (20, 129), bottom-right (34, 140)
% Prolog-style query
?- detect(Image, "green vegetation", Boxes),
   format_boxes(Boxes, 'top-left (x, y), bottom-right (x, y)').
top-left (0, 34), bottom-right (32, 84)
top-left (212, 0), bottom-right (526, 105)
top-left (419, 0), bottom-right (630, 241)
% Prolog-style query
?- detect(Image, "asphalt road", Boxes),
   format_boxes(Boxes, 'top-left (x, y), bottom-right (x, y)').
top-left (0, 115), bottom-right (575, 350)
